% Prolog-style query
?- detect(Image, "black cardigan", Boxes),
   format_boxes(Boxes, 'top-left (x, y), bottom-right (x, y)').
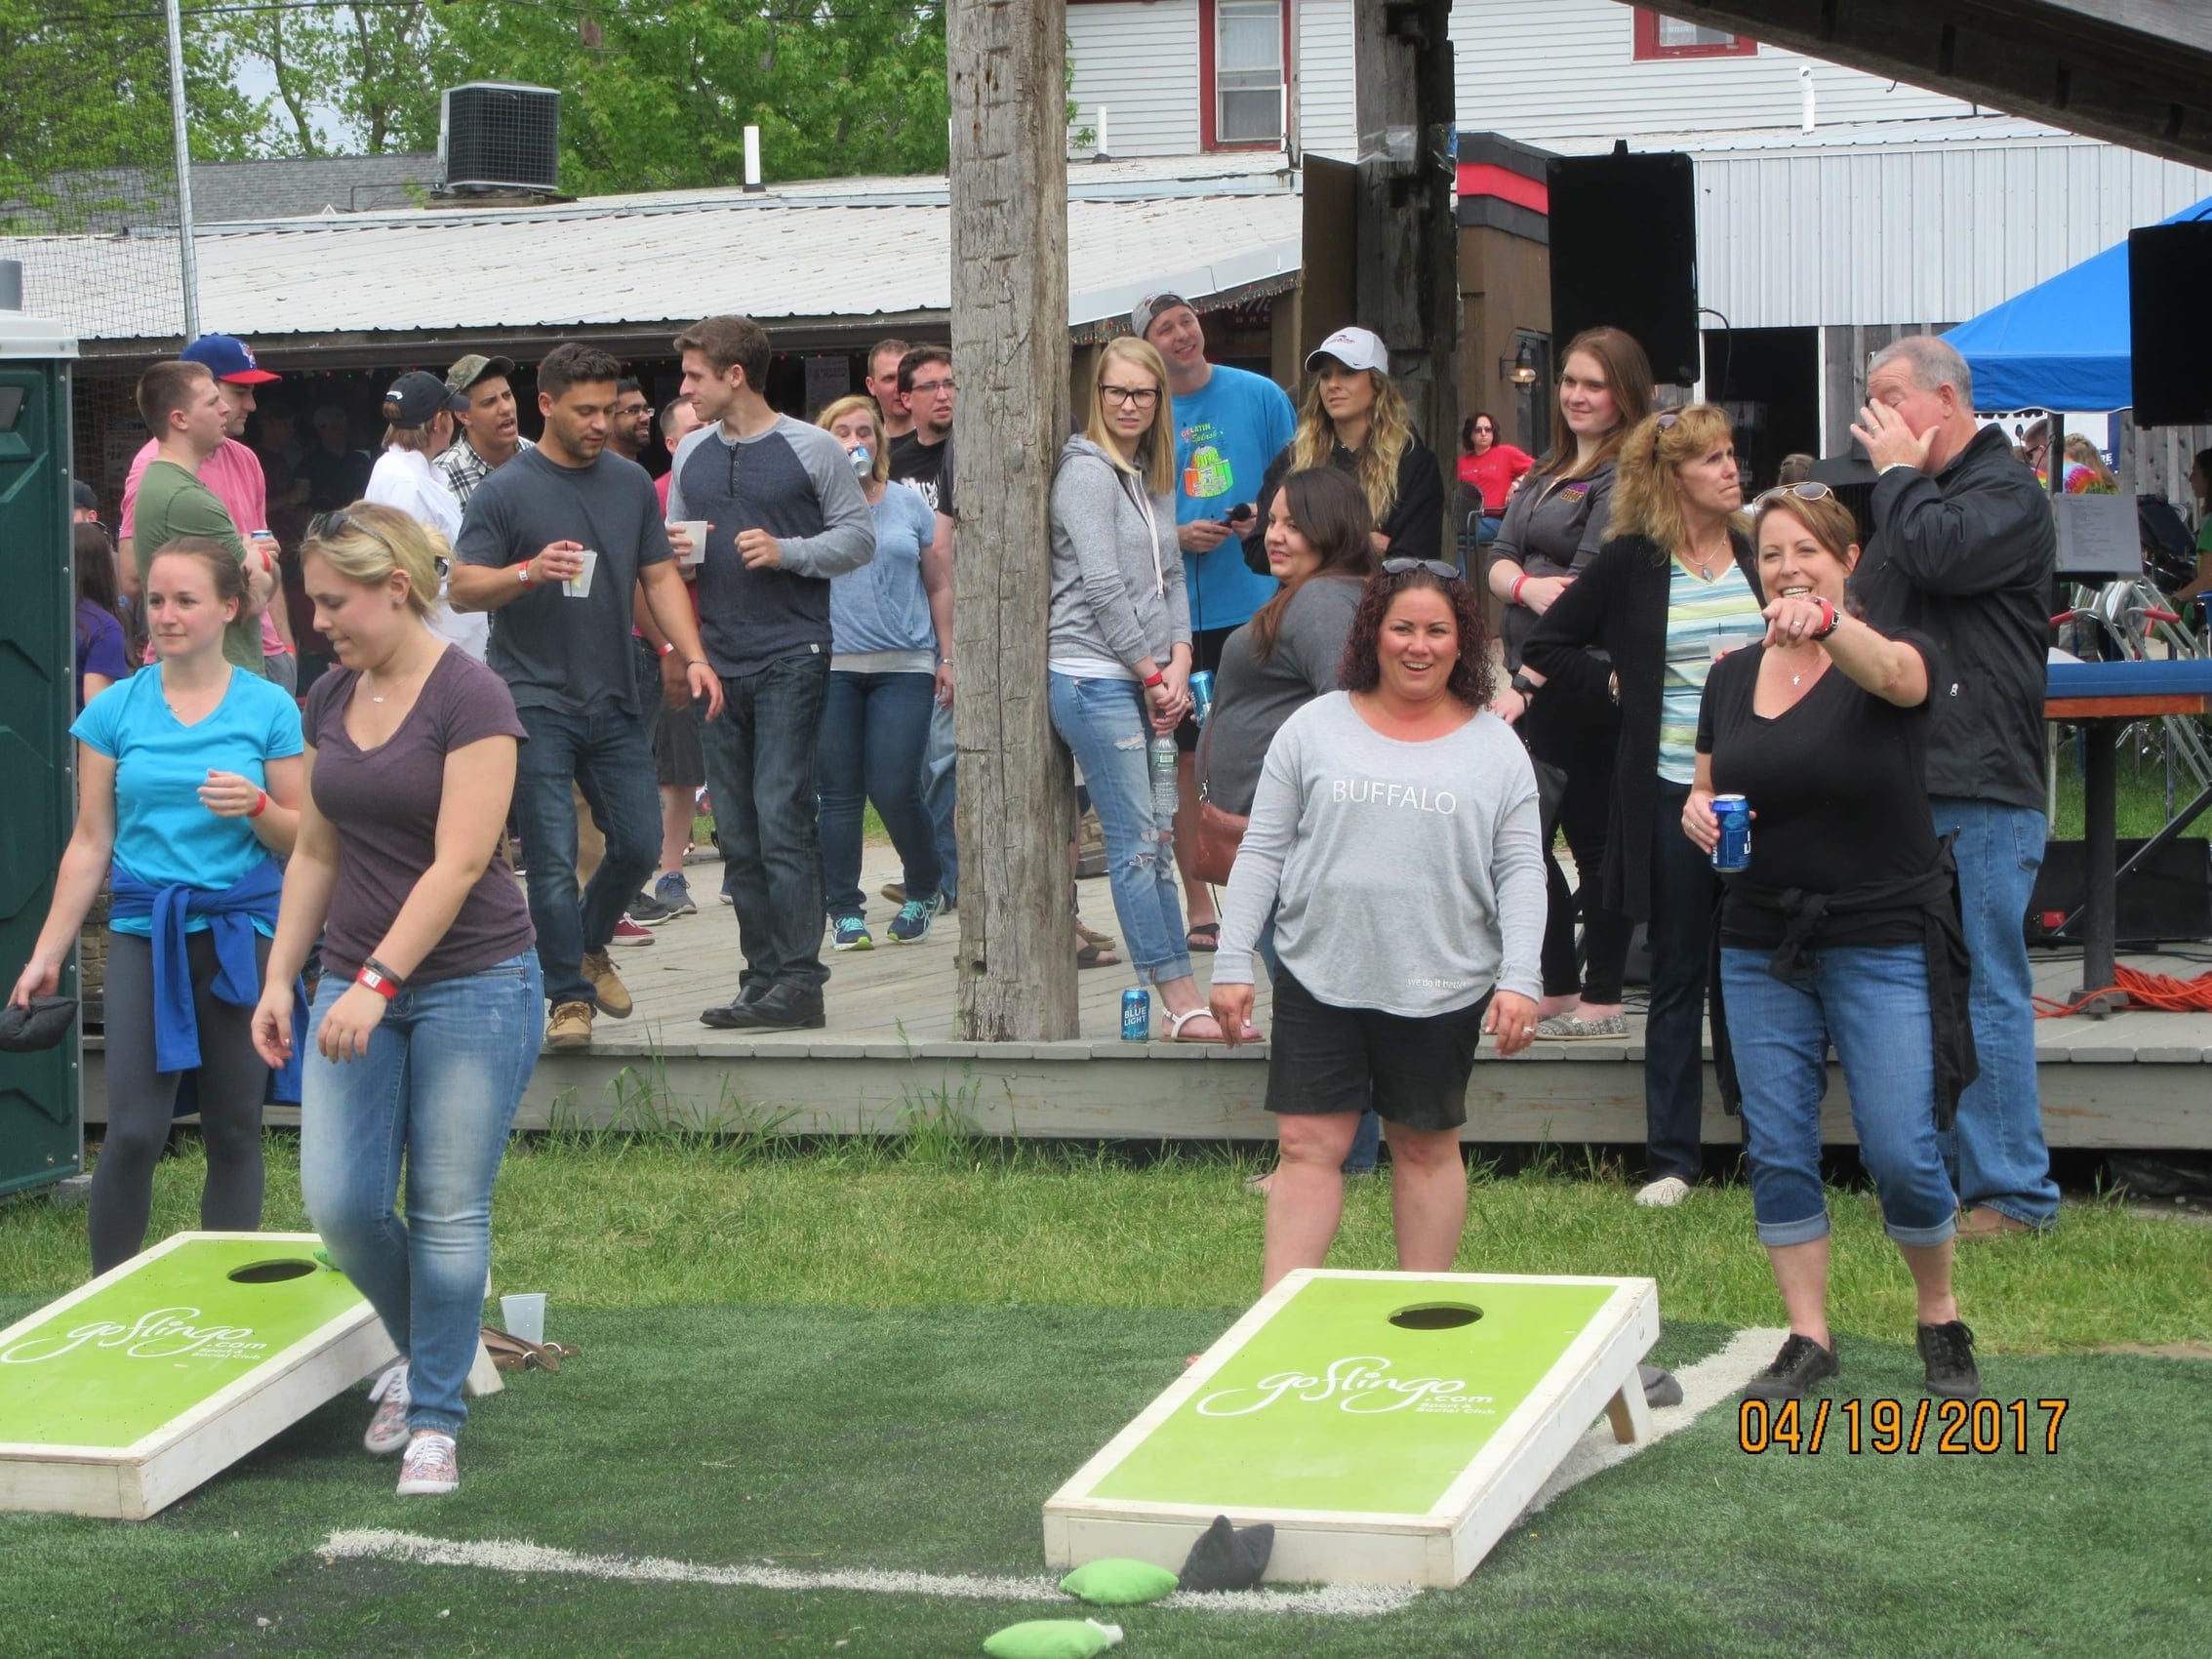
top-left (1519, 529), bottom-right (1758, 923)
top-left (1242, 430), bottom-right (1447, 574)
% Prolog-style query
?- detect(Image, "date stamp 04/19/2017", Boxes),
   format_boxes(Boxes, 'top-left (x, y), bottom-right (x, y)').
top-left (1738, 1397), bottom-right (2070, 1456)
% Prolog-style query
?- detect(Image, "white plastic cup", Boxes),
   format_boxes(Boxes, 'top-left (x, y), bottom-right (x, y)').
top-left (564, 548), bottom-right (599, 598)
top-left (669, 521), bottom-right (710, 567)
top-left (500, 1293), bottom-right (546, 1345)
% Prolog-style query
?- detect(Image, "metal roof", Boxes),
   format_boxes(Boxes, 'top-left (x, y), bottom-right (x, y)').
top-left (7, 159), bottom-right (1299, 351)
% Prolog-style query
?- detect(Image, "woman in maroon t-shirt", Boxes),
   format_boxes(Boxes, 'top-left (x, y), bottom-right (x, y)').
top-left (252, 502), bottom-right (539, 1500)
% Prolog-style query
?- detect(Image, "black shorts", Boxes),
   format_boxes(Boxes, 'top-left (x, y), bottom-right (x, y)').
top-left (1265, 968), bottom-right (1492, 1132)
top-left (1174, 625), bottom-right (1238, 754)
top-left (634, 639), bottom-right (707, 789)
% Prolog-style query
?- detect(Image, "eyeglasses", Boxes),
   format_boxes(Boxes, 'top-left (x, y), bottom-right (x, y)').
top-left (908, 379), bottom-right (957, 398)
top-left (1752, 481), bottom-right (1834, 510)
top-left (1381, 557), bottom-right (1467, 583)
top-left (1100, 384), bottom-right (1160, 408)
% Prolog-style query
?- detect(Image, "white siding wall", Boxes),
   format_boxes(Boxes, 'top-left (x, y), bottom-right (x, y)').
top-left (1068, 2), bottom-right (1201, 158)
top-left (1295, 0), bottom-right (1357, 159)
top-left (1449, 0), bottom-right (1971, 142)
top-left (1694, 137), bottom-right (2212, 329)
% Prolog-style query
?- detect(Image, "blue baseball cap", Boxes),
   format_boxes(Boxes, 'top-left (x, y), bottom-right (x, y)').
top-left (181, 333), bottom-right (280, 384)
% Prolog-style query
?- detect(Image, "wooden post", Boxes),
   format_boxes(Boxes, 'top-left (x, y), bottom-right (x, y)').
top-left (947, 0), bottom-right (1079, 1041)
top-left (1352, 2), bottom-right (1460, 496)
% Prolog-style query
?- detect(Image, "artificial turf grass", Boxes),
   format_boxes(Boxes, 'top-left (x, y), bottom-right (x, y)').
top-left (5, 1135), bottom-right (2205, 1356)
top-left (0, 1302), bottom-right (2203, 1659)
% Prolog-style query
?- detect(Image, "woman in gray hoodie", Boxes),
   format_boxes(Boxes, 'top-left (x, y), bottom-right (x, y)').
top-left (1048, 338), bottom-right (1243, 1040)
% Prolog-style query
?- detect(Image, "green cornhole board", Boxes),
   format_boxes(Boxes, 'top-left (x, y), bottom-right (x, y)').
top-left (1044, 1270), bottom-right (1661, 1586)
top-left (0, 1232), bottom-right (399, 1519)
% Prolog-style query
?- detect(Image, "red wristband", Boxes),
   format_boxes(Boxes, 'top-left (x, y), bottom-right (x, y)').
top-left (1142, 670), bottom-right (1167, 688)
top-left (247, 789), bottom-right (269, 819)
top-left (355, 964), bottom-right (400, 1001)
top-left (1511, 573), bottom-right (1530, 606)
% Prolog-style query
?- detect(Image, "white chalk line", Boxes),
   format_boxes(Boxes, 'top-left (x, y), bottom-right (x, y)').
top-left (317, 1332), bottom-right (1774, 1621)
top-left (1523, 1325), bottom-right (1784, 1517)
top-left (318, 1529), bottom-right (1421, 1618)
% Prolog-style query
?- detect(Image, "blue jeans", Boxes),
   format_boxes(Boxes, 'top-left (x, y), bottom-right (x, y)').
top-left (512, 703), bottom-right (662, 1009)
top-left (1930, 797), bottom-right (2059, 1227)
top-left (1048, 671), bottom-right (1191, 985)
top-left (700, 651), bottom-right (833, 994)
top-left (819, 669), bottom-right (942, 917)
top-left (1647, 781), bottom-right (1717, 1183)
top-left (300, 951), bottom-right (543, 1436)
top-left (1722, 945), bottom-right (1958, 1248)
top-left (922, 698), bottom-right (958, 902)
top-left (1258, 910), bottom-right (1378, 1172)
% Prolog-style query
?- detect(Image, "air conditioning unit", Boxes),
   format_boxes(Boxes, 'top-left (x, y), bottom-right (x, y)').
top-left (438, 83), bottom-right (561, 194)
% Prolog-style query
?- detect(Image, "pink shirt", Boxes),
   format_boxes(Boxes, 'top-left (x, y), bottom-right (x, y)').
top-left (121, 437), bottom-right (288, 656)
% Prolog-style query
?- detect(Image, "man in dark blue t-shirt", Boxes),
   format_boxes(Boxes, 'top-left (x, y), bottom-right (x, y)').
top-left (670, 314), bottom-right (874, 1032)
top-left (451, 342), bottom-right (722, 1052)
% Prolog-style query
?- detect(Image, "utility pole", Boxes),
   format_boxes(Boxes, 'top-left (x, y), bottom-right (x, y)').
top-left (946, 0), bottom-right (1079, 1041)
top-left (162, 0), bottom-right (201, 342)
top-left (1352, 2), bottom-right (1458, 489)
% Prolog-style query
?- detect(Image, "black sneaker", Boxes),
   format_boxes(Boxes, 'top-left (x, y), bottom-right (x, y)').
top-left (1743, 1333), bottom-right (1839, 1402)
top-left (625, 889), bottom-right (677, 925)
top-left (1916, 1319), bottom-right (1981, 1400)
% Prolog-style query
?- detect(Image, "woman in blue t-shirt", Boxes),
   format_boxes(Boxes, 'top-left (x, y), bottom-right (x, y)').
top-left (11, 538), bottom-right (303, 1272)
top-left (813, 394), bottom-right (950, 950)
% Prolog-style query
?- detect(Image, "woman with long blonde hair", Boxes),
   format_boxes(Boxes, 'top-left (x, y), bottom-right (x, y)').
top-left (1246, 327), bottom-right (1445, 570)
top-left (1522, 404), bottom-right (1766, 1208)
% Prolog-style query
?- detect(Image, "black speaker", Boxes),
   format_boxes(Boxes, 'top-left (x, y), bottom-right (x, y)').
top-left (2128, 223), bottom-right (2212, 426)
top-left (1547, 150), bottom-right (1700, 385)
top-left (2027, 837), bottom-right (2212, 948)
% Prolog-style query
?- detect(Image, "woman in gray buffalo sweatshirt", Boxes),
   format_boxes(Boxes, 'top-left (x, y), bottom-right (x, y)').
top-left (1047, 337), bottom-right (1239, 1040)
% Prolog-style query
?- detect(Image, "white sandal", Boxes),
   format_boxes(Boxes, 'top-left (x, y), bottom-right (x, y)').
top-left (1164, 1007), bottom-right (1259, 1044)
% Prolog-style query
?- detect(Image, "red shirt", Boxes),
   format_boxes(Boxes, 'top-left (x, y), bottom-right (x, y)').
top-left (121, 437), bottom-right (288, 657)
top-left (1458, 444), bottom-right (1535, 515)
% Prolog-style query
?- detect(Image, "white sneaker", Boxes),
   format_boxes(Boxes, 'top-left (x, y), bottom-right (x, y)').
top-left (396, 1431), bottom-right (460, 1495)
top-left (364, 1360), bottom-right (411, 1454)
top-left (1634, 1176), bottom-right (1693, 1208)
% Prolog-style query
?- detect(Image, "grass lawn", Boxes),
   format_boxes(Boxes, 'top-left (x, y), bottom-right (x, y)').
top-left (2, 1135), bottom-right (2208, 1658)
top-left (2048, 743), bottom-right (2209, 839)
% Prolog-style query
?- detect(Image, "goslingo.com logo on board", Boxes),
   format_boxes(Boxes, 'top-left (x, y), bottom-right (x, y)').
top-left (1194, 1356), bottom-right (1494, 1417)
top-left (0, 1308), bottom-right (268, 1365)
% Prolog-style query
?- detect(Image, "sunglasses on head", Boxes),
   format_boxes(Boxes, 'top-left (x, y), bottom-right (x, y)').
top-left (1382, 557), bottom-right (1466, 583)
top-left (1752, 481), bottom-right (1834, 510)
top-left (306, 506), bottom-right (447, 578)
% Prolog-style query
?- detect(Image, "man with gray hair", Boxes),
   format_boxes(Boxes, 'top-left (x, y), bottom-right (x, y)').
top-left (1850, 334), bottom-right (2059, 1239)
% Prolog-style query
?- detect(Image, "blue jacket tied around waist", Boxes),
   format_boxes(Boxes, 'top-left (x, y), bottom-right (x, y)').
top-left (107, 857), bottom-right (304, 1105)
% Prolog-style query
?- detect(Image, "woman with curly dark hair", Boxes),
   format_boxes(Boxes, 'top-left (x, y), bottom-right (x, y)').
top-left (1211, 559), bottom-right (1547, 1288)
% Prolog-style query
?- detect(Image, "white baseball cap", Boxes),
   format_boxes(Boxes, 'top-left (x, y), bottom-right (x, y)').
top-left (1305, 326), bottom-right (1389, 376)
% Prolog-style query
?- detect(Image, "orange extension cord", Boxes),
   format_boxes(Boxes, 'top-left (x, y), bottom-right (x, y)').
top-left (2033, 963), bottom-right (2212, 1018)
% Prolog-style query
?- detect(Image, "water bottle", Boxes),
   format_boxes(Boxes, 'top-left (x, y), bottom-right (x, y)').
top-left (1147, 731), bottom-right (1180, 825)
top-left (849, 443), bottom-right (872, 476)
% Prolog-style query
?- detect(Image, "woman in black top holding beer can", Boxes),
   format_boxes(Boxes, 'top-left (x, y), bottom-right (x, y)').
top-left (1685, 483), bottom-right (1980, 1406)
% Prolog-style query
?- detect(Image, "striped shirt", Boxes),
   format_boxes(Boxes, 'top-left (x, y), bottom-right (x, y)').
top-left (1658, 558), bottom-right (1764, 784)
top-left (435, 433), bottom-right (536, 508)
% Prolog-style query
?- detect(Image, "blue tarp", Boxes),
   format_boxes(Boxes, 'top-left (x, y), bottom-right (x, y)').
top-left (1943, 196), bottom-right (2212, 414)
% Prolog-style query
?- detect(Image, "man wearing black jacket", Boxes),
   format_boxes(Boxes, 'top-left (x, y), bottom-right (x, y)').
top-left (1851, 335), bottom-right (2059, 1237)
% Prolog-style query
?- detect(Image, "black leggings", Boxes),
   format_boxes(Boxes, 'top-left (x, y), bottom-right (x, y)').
top-left (92, 931), bottom-right (270, 1273)
top-left (1524, 686), bottom-right (1632, 1004)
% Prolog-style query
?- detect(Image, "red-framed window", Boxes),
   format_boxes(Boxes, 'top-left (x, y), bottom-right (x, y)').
top-left (1200, 0), bottom-right (1290, 150)
top-left (1631, 10), bottom-right (1757, 61)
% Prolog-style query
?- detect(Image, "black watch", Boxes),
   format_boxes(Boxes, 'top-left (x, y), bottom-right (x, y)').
top-left (1510, 671), bottom-right (1542, 704)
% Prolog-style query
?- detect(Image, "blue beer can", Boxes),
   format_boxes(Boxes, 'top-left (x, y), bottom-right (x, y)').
top-left (1120, 988), bottom-right (1152, 1042)
top-left (1711, 794), bottom-right (1752, 872)
top-left (1188, 669), bottom-right (1216, 727)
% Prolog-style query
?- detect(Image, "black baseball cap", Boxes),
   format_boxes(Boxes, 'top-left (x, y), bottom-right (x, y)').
top-left (382, 371), bottom-right (469, 430)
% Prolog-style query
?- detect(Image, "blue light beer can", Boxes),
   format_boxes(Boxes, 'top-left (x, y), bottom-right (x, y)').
top-left (1120, 988), bottom-right (1152, 1042)
top-left (1711, 794), bottom-right (1752, 872)
top-left (1188, 669), bottom-right (1216, 727)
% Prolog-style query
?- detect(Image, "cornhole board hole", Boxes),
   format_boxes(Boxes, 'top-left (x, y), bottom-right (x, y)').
top-left (1044, 1270), bottom-right (1661, 1587)
top-left (0, 1231), bottom-right (452, 1519)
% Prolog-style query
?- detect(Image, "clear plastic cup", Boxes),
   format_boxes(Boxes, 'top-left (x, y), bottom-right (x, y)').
top-left (564, 549), bottom-right (599, 598)
top-left (500, 1293), bottom-right (546, 1345)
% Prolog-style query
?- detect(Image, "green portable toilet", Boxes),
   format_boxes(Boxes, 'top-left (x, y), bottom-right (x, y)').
top-left (0, 260), bottom-right (83, 1196)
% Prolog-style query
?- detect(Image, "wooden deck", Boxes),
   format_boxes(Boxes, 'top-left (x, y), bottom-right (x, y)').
top-left (80, 846), bottom-right (2212, 1148)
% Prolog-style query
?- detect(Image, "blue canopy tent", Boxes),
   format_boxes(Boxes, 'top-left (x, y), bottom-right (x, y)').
top-left (1944, 196), bottom-right (2212, 414)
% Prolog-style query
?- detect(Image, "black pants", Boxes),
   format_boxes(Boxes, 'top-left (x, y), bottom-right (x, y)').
top-left (1525, 685), bottom-right (1631, 1003)
top-left (93, 931), bottom-right (270, 1273)
top-left (1646, 780), bottom-right (1719, 1183)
